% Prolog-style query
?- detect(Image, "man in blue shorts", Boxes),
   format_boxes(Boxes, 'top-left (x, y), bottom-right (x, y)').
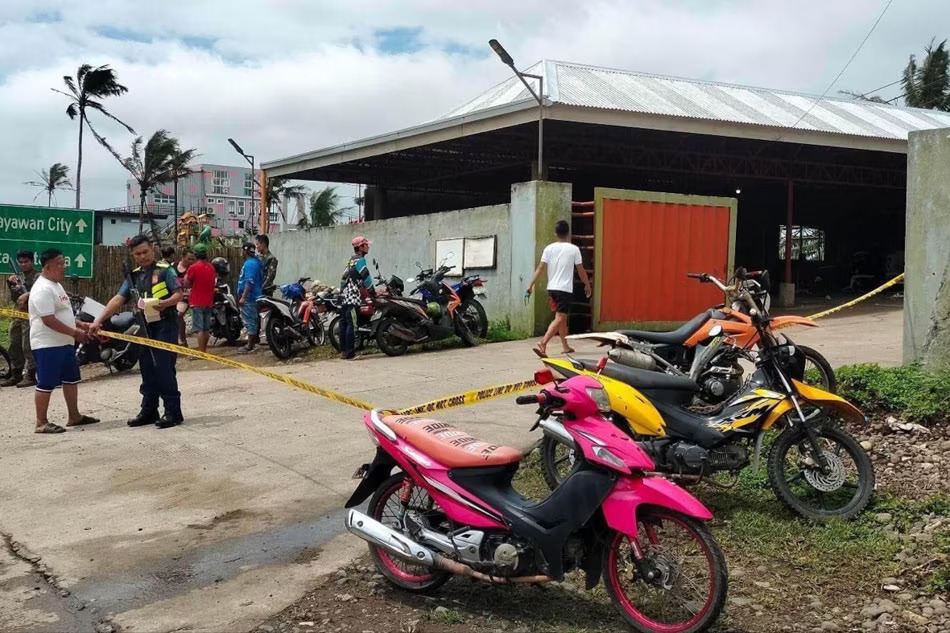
top-left (28, 248), bottom-right (99, 434)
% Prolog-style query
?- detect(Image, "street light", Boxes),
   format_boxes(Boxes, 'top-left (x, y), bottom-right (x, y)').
top-left (489, 38), bottom-right (545, 180)
top-left (228, 137), bottom-right (257, 233)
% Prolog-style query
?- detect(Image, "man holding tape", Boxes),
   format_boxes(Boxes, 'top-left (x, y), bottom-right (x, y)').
top-left (91, 235), bottom-right (185, 429)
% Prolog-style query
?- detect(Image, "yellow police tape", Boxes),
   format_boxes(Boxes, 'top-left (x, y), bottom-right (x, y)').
top-left (0, 306), bottom-right (538, 414)
top-left (1, 273), bottom-right (904, 414)
top-left (805, 273), bottom-right (904, 320)
top-left (392, 380), bottom-right (539, 416)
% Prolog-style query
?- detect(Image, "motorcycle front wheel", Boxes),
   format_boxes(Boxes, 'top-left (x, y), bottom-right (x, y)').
top-left (225, 312), bottom-right (242, 344)
top-left (327, 316), bottom-right (342, 351)
top-left (798, 345), bottom-right (837, 393)
top-left (376, 317), bottom-right (410, 357)
top-left (602, 509), bottom-right (728, 633)
top-left (540, 435), bottom-right (578, 490)
top-left (767, 420), bottom-right (874, 520)
top-left (306, 317), bottom-right (326, 347)
top-left (266, 317), bottom-right (295, 359)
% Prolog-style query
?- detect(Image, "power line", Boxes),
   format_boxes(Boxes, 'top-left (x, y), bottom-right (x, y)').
top-left (782, 0), bottom-right (894, 134)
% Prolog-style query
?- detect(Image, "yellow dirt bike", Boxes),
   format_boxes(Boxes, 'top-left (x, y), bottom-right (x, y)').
top-left (540, 314), bottom-right (875, 521)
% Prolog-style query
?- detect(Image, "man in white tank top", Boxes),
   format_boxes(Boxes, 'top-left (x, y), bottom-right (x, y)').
top-left (526, 220), bottom-right (591, 356)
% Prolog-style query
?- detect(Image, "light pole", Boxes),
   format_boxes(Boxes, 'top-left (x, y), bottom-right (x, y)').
top-left (489, 39), bottom-right (545, 180)
top-left (228, 137), bottom-right (256, 233)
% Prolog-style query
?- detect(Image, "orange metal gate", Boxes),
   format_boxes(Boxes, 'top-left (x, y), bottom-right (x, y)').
top-left (594, 188), bottom-right (737, 330)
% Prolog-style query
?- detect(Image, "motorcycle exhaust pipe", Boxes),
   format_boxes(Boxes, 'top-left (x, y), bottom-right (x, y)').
top-left (608, 348), bottom-right (657, 371)
top-left (388, 323), bottom-right (416, 342)
top-left (345, 510), bottom-right (551, 584)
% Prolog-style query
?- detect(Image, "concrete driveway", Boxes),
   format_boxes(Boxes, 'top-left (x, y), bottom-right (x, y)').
top-left (0, 305), bottom-right (902, 633)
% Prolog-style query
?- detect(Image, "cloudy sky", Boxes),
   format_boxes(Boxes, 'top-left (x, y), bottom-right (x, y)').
top-left (0, 0), bottom-right (945, 212)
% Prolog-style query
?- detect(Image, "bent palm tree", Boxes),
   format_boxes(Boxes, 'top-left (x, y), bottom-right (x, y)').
top-left (902, 39), bottom-right (950, 111)
top-left (52, 64), bottom-right (135, 208)
top-left (308, 186), bottom-right (350, 228)
top-left (24, 163), bottom-right (73, 206)
top-left (265, 177), bottom-right (308, 227)
top-left (103, 130), bottom-right (198, 244)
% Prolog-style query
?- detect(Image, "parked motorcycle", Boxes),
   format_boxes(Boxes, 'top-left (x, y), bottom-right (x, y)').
top-left (345, 371), bottom-right (727, 633)
top-left (374, 265), bottom-right (477, 356)
top-left (413, 264), bottom-right (489, 338)
top-left (66, 277), bottom-right (141, 372)
top-left (569, 269), bottom-right (835, 406)
top-left (209, 257), bottom-right (243, 344)
top-left (540, 289), bottom-right (875, 521)
top-left (257, 277), bottom-right (326, 359)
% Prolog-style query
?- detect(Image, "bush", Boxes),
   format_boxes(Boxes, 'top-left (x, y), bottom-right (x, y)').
top-left (837, 363), bottom-right (950, 425)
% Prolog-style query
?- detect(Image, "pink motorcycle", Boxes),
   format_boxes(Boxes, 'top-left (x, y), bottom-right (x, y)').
top-left (345, 366), bottom-right (728, 633)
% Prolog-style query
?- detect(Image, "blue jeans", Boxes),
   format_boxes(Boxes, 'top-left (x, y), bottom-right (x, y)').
top-left (241, 301), bottom-right (260, 336)
top-left (139, 319), bottom-right (182, 420)
top-left (340, 307), bottom-right (357, 358)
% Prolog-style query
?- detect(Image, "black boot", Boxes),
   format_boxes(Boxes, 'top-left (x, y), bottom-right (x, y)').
top-left (0, 371), bottom-right (22, 388)
top-left (156, 414), bottom-right (183, 429)
top-left (128, 412), bottom-right (159, 427)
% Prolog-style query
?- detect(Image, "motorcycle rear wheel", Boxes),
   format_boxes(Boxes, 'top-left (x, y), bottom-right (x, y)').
top-left (112, 345), bottom-right (140, 372)
top-left (603, 509), bottom-right (727, 633)
top-left (767, 421), bottom-right (874, 520)
top-left (368, 474), bottom-right (451, 593)
top-left (453, 313), bottom-right (477, 347)
top-left (266, 317), bottom-right (295, 359)
top-left (460, 300), bottom-right (488, 339)
top-left (328, 317), bottom-right (342, 351)
top-left (376, 317), bottom-right (410, 357)
top-left (798, 345), bottom-right (837, 393)
top-left (306, 317), bottom-right (326, 347)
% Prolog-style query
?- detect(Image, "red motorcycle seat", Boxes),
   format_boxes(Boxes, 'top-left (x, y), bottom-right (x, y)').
top-left (381, 415), bottom-right (522, 468)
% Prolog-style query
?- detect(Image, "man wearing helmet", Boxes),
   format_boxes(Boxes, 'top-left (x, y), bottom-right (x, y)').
top-left (340, 236), bottom-right (375, 360)
top-left (183, 243), bottom-right (216, 353)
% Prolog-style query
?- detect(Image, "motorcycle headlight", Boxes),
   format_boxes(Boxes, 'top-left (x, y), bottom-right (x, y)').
top-left (586, 386), bottom-right (611, 413)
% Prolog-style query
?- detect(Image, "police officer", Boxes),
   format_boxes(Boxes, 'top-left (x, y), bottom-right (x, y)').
top-left (91, 235), bottom-right (185, 428)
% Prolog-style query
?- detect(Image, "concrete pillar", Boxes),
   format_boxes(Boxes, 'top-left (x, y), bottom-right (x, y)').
top-left (778, 180), bottom-right (796, 307)
top-left (508, 180), bottom-right (572, 336)
top-left (904, 127), bottom-right (950, 369)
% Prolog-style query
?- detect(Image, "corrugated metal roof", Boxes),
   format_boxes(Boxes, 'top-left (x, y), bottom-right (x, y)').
top-left (443, 60), bottom-right (950, 141)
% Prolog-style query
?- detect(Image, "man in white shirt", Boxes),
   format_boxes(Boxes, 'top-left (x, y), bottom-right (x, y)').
top-left (526, 220), bottom-right (591, 357)
top-left (27, 249), bottom-right (98, 434)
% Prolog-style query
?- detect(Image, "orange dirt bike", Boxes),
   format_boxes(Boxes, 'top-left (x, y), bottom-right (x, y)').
top-left (540, 284), bottom-right (874, 521)
top-left (569, 268), bottom-right (835, 406)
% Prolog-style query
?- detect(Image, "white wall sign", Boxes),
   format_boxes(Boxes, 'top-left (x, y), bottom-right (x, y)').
top-left (463, 236), bottom-right (496, 269)
top-left (435, 238), bottom-right (464, 276)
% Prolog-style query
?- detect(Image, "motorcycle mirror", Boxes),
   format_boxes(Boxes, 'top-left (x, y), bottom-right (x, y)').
top-left (709, 324), bottom-right (723, 337)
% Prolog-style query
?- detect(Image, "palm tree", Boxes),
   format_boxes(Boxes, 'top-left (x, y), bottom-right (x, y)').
top-left (902, 39), bottom-right (950, 111)
top-left (265, 177), bottom-right (308, 227)
top-left (24, 163), bottom-right (73, 207)
top-left (105, 130), bottom-right (197, 243)
top-left (308, 186), bottom-right (349, 227)
top-left (52, 64), bottom-right (135, 208)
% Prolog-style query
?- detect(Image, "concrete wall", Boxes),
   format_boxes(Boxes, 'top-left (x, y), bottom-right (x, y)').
top-left (270, 181), bottom-right (573, 334)
top-left (904, 128), bottom-right (950, 368)
top-left (97, 214), bottom-right (142, 245)
top-left (271, 203), bottom-right (515, 326)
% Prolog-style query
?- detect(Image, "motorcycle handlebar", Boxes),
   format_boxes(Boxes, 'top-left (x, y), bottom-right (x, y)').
top-left (515, 394), bottom-right (539, 405)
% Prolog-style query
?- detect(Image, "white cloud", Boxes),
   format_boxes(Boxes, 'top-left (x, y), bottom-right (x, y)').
top-left (0, 0), bottom-right (946, 210)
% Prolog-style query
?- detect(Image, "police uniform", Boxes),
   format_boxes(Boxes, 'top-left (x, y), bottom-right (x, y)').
top-left (119, 261), bottom-right (183, 424)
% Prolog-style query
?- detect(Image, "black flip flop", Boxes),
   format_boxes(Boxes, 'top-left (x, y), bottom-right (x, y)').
top-left (67, 415), bottom-right (100, 427)
top-left (35, 423), bottom-right (66, 434)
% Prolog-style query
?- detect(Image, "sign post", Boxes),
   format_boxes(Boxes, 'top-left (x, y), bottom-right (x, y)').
top-left (0, 205), bottom-right (95, 278)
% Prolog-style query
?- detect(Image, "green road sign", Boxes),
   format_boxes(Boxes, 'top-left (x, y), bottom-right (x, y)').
top-left (0, 204), bottom-right (95, 278)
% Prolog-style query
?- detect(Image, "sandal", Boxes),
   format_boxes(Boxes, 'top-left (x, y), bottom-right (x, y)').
top-left (561, 347), bottom-right (576, 354)
top-left (35, 423), bottom-right (66, 434)
top-left (532, 346), bottom-right (548, 359)
top-left (67, 415), bottom-right (100, 427)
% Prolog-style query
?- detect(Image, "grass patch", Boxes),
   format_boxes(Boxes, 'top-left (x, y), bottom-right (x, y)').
top-left (837, 363), bottom-right (950, 425)
top-left (0, 316), bottom-right (9, 348)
